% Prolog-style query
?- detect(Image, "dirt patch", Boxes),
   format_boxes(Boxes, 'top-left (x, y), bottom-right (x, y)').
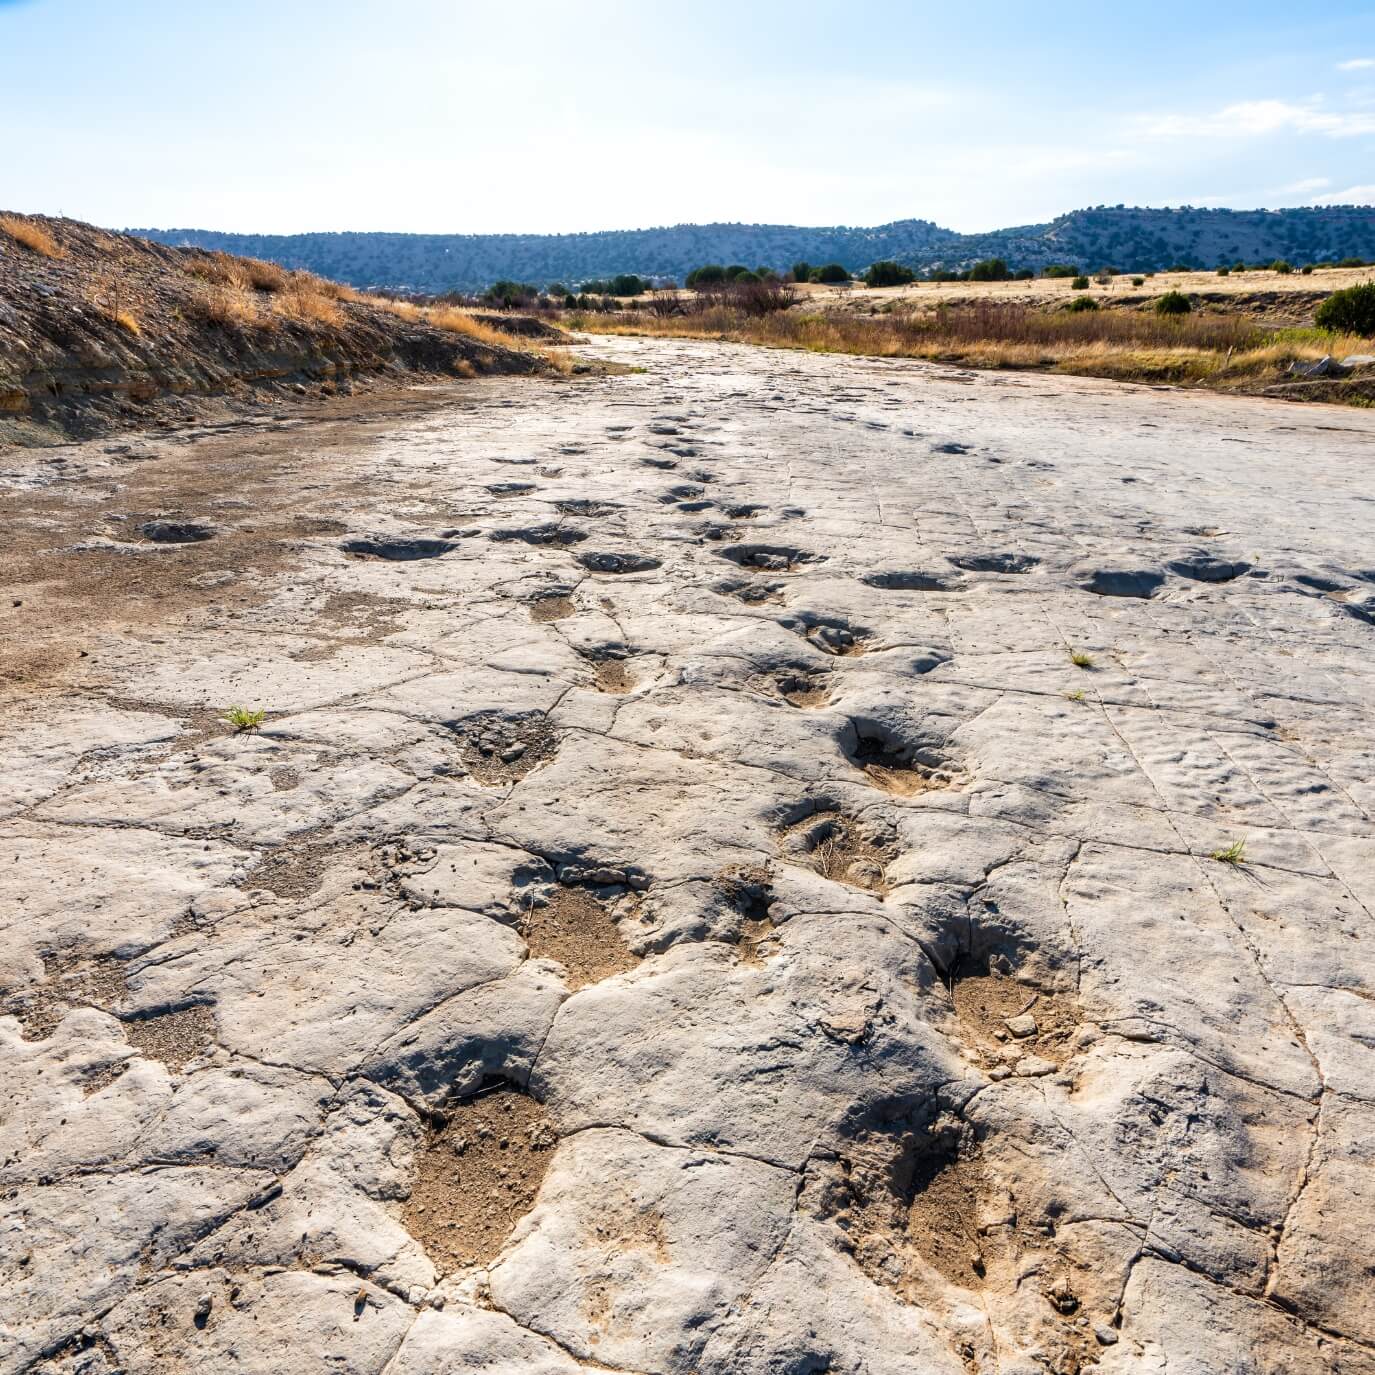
top-left (948, 962), bottom-right (1080, 1068)
top-left (778, 809), bottom-right (895, 893)
top-left (402, 1086), bottom-right (556, 1274)
top-left (716, 864), bottom-right (777, 962)
top-left (455, 713), bottom-right (558, 785)
top-left (528, 592), bottom-right (575, 622)
top-left (3, 950), bottom-right (127, 1039)
top-left (240, 834), bottom-right (369, 900)
top-left (123, 1004), bottom-right (217, 1072)
top-left (314, 590), bottom-right (411, 640)
top-left (848, 730), bottom-right (962, 797)
top-left (520, 886), bottom-right (637, 989)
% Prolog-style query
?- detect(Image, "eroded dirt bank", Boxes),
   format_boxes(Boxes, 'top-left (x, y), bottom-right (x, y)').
top-left (3, 340), bottom-right (1374, 1374)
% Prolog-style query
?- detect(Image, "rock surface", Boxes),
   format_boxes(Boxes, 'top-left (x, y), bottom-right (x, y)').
top-left (2, 337), bottom-right (1374, 1373)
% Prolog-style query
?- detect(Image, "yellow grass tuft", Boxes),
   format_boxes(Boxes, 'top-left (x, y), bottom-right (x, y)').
top-left (194, 284), bottom-right (261, 328)
top-left (113, 310), bottom-right (141, 335)
top-left (274, 281), bottom-right (345, 328)
top-left (0, 214), bottom-right (64, 259)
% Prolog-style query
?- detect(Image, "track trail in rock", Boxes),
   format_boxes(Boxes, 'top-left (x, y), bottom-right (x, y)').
top-left (2, 339), bottom-right (1374, 1374)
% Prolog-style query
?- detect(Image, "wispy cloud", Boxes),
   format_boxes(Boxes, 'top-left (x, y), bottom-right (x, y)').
top-left (1337, 58), bottom-right (1375, 71)
top-left (1311, 184), bottom-right (1375, 204)
top-left (1137, 99), bottom-right (1375, 139)
top-left (1279, 176), bottom-right (1332, 194)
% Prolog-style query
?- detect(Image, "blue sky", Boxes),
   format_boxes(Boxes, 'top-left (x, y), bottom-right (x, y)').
top-left (2, 0), bottom-right (1373, 234)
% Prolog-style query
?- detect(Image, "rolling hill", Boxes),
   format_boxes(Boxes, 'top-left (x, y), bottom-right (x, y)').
top-left (129, 205), bottom-right (1375, 294)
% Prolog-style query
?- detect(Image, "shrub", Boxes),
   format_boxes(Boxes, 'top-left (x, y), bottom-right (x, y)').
top-left (686, 264), bottom-right (727, 287)
top-left (1043, 264), bottom-right (1080, 279)
top-left (864, 260), bottom-right (915, 287)
top-left (610, 274), bottom-right (647, 296)
top-left (1272, 260), bottom-right (1293, 275)
top-left (733, 269), bottom-right (761, 284)
top-left (1301, 265), bottom-right (1313, 275)
top-left (1315, 282), bottom-right (1375, 336)
top-left (1337, 257), bottom-right (1368, 268)
top-left (1071, 276), bottom-right (1090, 291)
top-left (790, 261), bottom-right (812, 283)
top-left (0, 214), bottom-right (63, 259)
top-left (1013, 268), bottom-right (1034, 280)
top-left (1065, 295), bottom-right (1100, 312)
top-left (969, 257), bottom-right (1012, 282)
top-left (724, 265), bottom-right (752, 280)
top-left (547, 282), bottom-right (569, 298)
top-left (484, 279), bottom-right (538, 308)
top-left (1217, 266), bottom-right (1231, 276)
top-left (1155, 291), bottom-right (1192, 316)
top-left (1131, 276), bottom-right (1145, 286)
top-left (811, 263), bottom-right (851, 283)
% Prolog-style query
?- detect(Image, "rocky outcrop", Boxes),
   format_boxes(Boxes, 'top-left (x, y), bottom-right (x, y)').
top-left (2, 337), bottom-right (1373, 1373)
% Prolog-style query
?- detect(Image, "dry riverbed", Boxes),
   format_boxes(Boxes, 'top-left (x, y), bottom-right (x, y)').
top-left (3, 339), bottom-right (1374, 1374)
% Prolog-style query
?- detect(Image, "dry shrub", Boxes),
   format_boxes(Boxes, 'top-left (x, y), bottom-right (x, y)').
top-left (112, 311), bottom-right (140, 335)
top-left (426, 306), bottom-right (527, 350)
top-left (0, 214), bottom-right (63, 259)
top-left (192, 285), bottom-right (261, 328)
top-left (274, 281), bottom-right (345, 328)
top-left (241, 257), bottom-right (289, 292)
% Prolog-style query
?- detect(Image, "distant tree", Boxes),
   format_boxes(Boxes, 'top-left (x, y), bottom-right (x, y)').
top-left (724, 264), bottom-right (752, 280)
top-left (1216, 266), bottom-right (1231, 277)
top-left (686, 264), bottom-right (727, 287)
top-left (864, 260), bottom-right (915, 287)
top-left (1065, 295), bottom-right (1100, 312)
top-left (790, 261), bottom-right (812, 283)
top-left (610, 273), bottom-right (647, 296)
top-left (1071, 275), bottom-right (1091, 291)
top-left (969, 258), bottom-right (1012, 281)
top-left (1043, 264), bottom-right (1080, 279)
top-left (547, 282), bottom-right (569, 297)
top-left (484, 279), bottom-right (537, 308)
top-left (811, 263), bottom-right (850, 283)
top-left (1155, 290), bottom-right (1192, 315)
top-left (1271, 260), bottom-right (1293, 275)
top-left (1013, 268), bottom-right (1034, 280)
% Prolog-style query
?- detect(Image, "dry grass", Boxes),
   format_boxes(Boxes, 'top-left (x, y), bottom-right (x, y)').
top-left (0, 214), bottom-right (63, 259)
top-left (274, 281), bottom-right (345, 328)
top-left (192, 284), bottom-right (262, 328)
top-left (567, 300), bottom-right (1373, 393)
top-left (112, 310), bottom-right (141, 335)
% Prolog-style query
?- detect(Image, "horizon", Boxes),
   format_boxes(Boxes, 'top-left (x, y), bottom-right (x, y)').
top-left (3, 0), bottom-right (1374, 236)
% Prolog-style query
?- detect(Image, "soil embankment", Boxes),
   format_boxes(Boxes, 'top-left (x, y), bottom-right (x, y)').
top-left (0, 214), bottom-right (550, 444)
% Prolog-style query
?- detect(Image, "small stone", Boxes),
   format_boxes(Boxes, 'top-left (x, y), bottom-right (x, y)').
top-left (1095, 1327), bottom-right (1120, 1346)
top-left (1015, 1055), bottom-right (1056, 1077)
top-left (194, 1294), bottom-right (212, 1321)
top-left (1006, 1013), bottom-right (1038, 1039)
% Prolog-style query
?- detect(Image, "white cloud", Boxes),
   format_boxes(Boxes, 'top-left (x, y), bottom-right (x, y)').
top-left (1137, 99), bottom-right (1375, 139)
top-left (1311, 184), bottom-right (1375, 204)
top-left (1337, 58), bottom-right (1375, 71)
top-left (1279, 176), bottom-right (1332, 194)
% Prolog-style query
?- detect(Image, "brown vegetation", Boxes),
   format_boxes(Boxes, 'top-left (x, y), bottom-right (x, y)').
top-left (567, 295), bottom-right (1375, 397)
top-left (0, 214), bottom-right (64, 259)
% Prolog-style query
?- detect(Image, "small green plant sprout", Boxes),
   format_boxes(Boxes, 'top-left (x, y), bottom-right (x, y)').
top-left (1210, 838), bottom-right (1247, 865)
top-left (1066, 688), bottom-right (1086, 701)
top-left (223, 705), bottom-right (266, 732)
top-left (1069, 649), bottom-right (1095, 668)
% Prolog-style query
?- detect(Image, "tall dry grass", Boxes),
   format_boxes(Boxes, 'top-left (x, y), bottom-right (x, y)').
top-left (0, 214), bottom-right (63, 259)
top-left (566, 299), bottom-right (1372, 390)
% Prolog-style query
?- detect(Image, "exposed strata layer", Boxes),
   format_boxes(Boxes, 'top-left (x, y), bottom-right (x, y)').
top-left (2, 339), bottom-right (1373, 1374)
